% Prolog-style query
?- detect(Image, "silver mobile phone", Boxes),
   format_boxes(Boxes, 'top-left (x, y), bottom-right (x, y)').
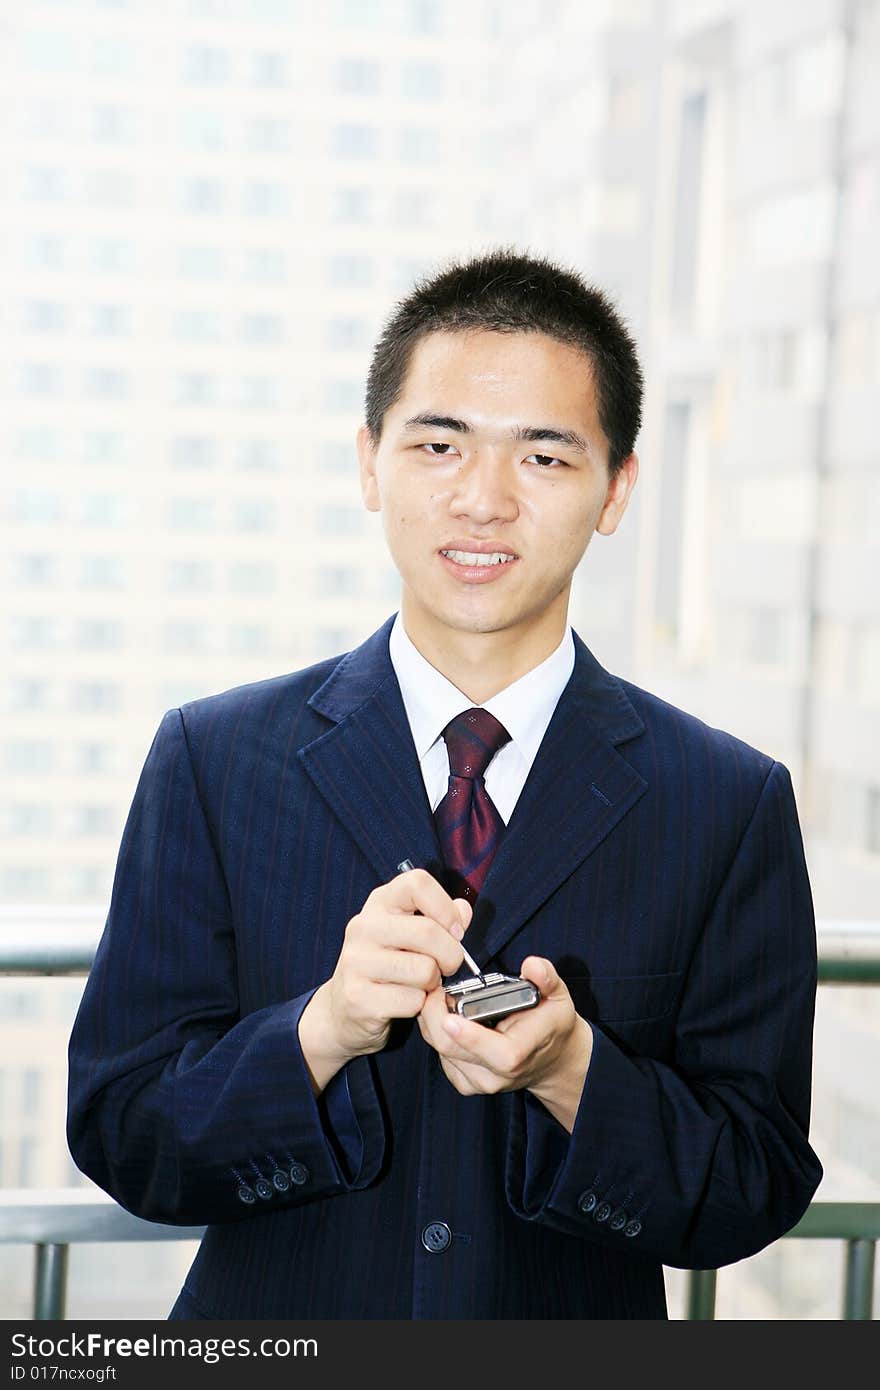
top-left (444, 971), bottom-right (539, 1027)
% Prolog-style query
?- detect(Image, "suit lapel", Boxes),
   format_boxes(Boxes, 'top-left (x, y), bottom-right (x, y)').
top-left (299, 614), bottom-right (647, 967)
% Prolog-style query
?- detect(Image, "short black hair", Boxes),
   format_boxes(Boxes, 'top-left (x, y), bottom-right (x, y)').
top-left (364, 245), bottom-right (643, 478)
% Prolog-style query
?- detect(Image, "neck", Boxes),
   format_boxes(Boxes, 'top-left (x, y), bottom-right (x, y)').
top-left (400, 594), bottom-right (569, 703)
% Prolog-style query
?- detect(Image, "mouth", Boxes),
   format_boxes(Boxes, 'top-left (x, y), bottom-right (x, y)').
top-left (438, 548), bottom-right (520, 584)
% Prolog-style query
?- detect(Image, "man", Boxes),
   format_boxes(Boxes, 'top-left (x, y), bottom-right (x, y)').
top-left (67, 248), bottom-right (822, 1320)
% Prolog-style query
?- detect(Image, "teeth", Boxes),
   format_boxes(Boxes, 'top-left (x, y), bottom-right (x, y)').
top-left (441, 550), bottom-right (516, 566)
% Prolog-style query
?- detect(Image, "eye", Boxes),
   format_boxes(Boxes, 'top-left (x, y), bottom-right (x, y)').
top-left (420, 441), bottom-right (459, 457)
top-left (526, 453), bottom-right (567, 469)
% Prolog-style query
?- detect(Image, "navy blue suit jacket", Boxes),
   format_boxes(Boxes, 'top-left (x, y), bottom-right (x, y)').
top-left (67, 613), bottom-right (822, 1319)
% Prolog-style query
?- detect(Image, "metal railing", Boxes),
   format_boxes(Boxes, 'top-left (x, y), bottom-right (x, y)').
top-left (1, 913), bottom-right (878, 1320)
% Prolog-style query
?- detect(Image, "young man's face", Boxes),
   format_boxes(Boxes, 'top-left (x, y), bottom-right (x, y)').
top-left (358, 328), bottom-right (638, 656)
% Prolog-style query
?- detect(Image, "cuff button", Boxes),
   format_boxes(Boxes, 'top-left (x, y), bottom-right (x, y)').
top-left (289, 1161), bottom-right (309, 1186)
top-left (577, 1190), bottom-right (598, 1214)
top-left (593, 1201), bottom-right (612, 1223)
top-left (254, 1178), bottom-right (274, 1200)
top-left (624, 1219), bottom-right (642, 1238)
top-left (271, 1169), bottom-right (291, 1192)
top-left (609, 1209), bottom-right (628, 1231)
top-left (236, 1184), bottom-right (256, 1205)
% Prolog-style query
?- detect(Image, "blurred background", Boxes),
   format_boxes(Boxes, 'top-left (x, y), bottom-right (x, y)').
top-left (1, 0), bottom-right (878, 1319)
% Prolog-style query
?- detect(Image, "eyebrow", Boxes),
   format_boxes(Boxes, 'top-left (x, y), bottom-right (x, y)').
top-left (400, 412), bottom-right (592, 458)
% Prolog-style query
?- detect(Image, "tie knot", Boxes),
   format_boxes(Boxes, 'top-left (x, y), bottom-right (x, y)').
top-left (441, 707), bottom-right (511, 781)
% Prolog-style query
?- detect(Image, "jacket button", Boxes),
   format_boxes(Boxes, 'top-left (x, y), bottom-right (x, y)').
top-left (577, 1190), bottom-right (598, 1214)
top-left (236, 1184), bottom-right (256, 1205)
top-left (624, 1219), bottom-right (642, 1238)
top-left (593, 1201), bottom-right (612, 1223)
top-left (254, 1178), bottom-right (273, 1200)
top-left (289, 1161), bottom-right (309, 1186)
top-left (271, 1169), bottom-right (290, 1192)
top-left (609, 1209), bottom-right (628, 1231)
top-left (421, 1221), bottom-right (452, 1253)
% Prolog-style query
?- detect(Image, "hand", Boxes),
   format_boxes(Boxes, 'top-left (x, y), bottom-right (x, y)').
top-left (298, 868), bottom-right (472, 1091)
top-left (417, 957), bottom-right (593, 1133)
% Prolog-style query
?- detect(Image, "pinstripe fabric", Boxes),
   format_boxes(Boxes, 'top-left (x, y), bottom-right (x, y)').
top-left (67, 612), bottom-right (822, 1320)
top-left (434, 707), bottom-right (511, 904)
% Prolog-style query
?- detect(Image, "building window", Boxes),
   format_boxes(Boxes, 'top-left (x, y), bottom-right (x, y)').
top-left (71, 683), bottom-right (121, 712)
top-left (237, 440), bottom-right (282, 472)
top-left (333, 125), bottom-right (377, 160)
top-left (228, 562), bottom-right (274, 593)
top-left (22, 301), bottom-right (66, 333)
top-left (230, 624), bottom-right (270, 653)
top-left (17, 363), bottom-right (63, 397)
top-left (167, 497), bottom-right (216, 530)
top-left (318, 566), bottom-right (359, 596)
top-left (232, 500), bottom-right (273, 531)
top-left (654, 402), bottom-right (690, 645)
top-left (178, 244), bottom-right (226, 280)
top-left (398, 127), bottom-right (440, 163)
top-left (325, 379), bottom-right (362, 412)
top-left (400, 63), bottom-right (443, 101)
top-left (867, 788), bottom-right (880, 856)
top-left (4, 742), bottom-right (54, 774)
top-left (172, 437), bottom-right (217, 469)
top-left (164, 622), bottom-right (212, 653)
top-left (246, 117), bottom-right (290, 152)
top-left (327, 317), bottom-right (369, 350)
top-left (88, 304), bottom-right (130, 338)
top-left (241, 247), bottom-right (286, 282)
top-left (78, 553), bottom-right (125, 586)
top-left (319, 505), bottom-right (362, 534)
top-left (22, 1072), bottom-right (41, 1118)
top-left (13, 555), bottom-right (60, 587)
top-left (77, 620), bottom-right (123, 650)
top-left (249, 52), bottom-right (288, 87)
top-left (173, 308), bottom-right (223, 341)
top-left (76, 744), bottom-right (112, 774)
top-left (85, 367), bottom-right (129, 399)
top-left (179, 177), bottom-right (226, 215)
top-left (240, 313), bottom-right (284, 344)
top-left (331, 187), bottom-right (373, 224)
top-left (183, 46), bottom-right (231, 84)
top-left (335, 59), bottom-right (380, 94)
top-left (327, 255), bottom-right (372, 287)
top-left (7, 805), bottom-right (54, 836)
top-left (167, 560), bottom-right (214, 592)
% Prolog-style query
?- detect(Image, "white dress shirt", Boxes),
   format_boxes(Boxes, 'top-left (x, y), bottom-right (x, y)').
top-left (388, 610), bottom-right (576, 826)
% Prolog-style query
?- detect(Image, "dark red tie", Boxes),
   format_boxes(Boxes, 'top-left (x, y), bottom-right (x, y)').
top-left (433, 707), bottom-right (512, 906)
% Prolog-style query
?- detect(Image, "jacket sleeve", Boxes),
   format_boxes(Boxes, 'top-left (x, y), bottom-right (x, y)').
top-left (504, 759), bottom-right (824, 1268)
top-left (67, 708), bottom-right (386, 1227)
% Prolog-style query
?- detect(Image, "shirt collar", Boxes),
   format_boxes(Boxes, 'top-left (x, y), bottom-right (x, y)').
top-left (388, 610), bottom-right (575, 765)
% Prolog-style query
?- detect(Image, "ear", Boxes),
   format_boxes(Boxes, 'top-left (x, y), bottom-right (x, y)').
top-left (596, 452), bottom-right (638, 536)
top-left (357, 424), bottom-right (381, 512)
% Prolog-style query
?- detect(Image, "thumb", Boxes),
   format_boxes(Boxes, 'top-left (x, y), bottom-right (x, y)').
top-left (453, 897), bottom-right (473, 932)
top-left (520, 955), bottom-right (556, 997)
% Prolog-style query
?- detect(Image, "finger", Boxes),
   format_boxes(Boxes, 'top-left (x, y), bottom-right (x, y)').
top-left (356, 981), bottom-right (429, 1020)
top-left (436, 1011), bottom-right (527, 1075)
top-left (352, 942), bottom-right (446, 992)
top-left (383, 867), bottom-right (468, 937)
top-left (416, 985), bottom-right (452, 1045)
top-left (357, 915), bottom-right (465, 977)
top-left (519, 956), bottom-right (558, 999)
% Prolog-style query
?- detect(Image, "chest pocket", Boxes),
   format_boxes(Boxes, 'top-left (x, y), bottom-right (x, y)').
top-left (563, 970), bottom-right (682, 1025)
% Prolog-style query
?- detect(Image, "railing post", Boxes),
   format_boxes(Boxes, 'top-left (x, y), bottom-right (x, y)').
top-left (843, 1239), bottom-right (875, 1320)
top-left (33, 1242), bottom-right (69, 1319)
top-left (686, 1269), bottom-right (717, 1319)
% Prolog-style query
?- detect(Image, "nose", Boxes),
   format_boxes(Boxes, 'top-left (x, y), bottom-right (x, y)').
top-left (449, 451), bottom-right (518, 524)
